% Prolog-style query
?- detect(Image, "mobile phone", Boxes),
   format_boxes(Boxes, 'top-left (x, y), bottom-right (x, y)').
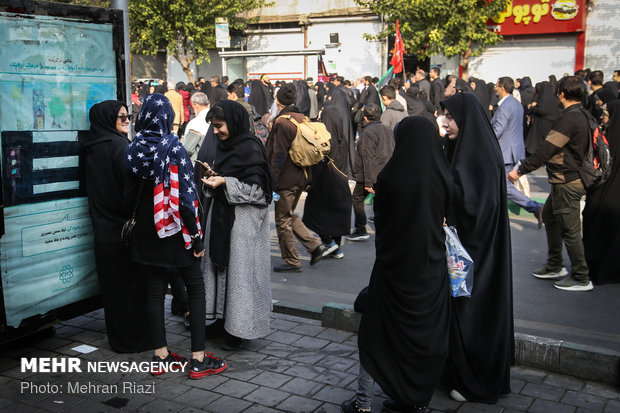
top-left (196, 160), bottom-right (215, 176)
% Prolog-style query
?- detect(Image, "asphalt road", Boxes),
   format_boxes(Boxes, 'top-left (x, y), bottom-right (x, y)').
top-left (269, 169), bottom-right (620, 353)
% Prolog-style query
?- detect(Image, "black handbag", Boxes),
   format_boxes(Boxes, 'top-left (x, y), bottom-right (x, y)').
top-left (121, 181), bottom-right (144, 246)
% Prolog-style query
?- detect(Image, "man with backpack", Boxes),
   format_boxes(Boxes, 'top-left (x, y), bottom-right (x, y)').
top-left (266, 83), bottom-right (325, 272)
top-left (508, 76), bottom-right (593, 292)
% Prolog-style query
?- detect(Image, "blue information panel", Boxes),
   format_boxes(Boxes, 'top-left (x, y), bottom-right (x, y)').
top-left (0, 13), bottom-right (118, 328)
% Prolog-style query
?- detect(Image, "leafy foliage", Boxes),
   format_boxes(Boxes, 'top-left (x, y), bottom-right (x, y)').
top-left (55, 0), bottom-right (269, 82)
top-left (356, 0), bottom-right (509, 68)
top-left (128, 0), bottom-right (269, 82)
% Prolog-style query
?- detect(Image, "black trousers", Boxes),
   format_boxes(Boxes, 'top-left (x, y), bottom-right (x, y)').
top-left (352, 182), bottom-right (369, 233)
top-left (95, 246), bottom-right (150, 353)
top-left (144, 261), bottom-right (205, 352)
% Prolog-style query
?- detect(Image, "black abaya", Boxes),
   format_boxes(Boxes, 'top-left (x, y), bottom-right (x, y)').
top-left (322, 88), bottom-right (354, 175)
top-left (84, 100), bottom-right (150, 353)
top-left (525, 81), bottom-right (560, 156)
top-left (358, 116), bottom-right (451, 407)
top-left (248, 80), bottom-right (273, 116)
top-left (440, 93), bottom-right (514, 403)
top-left (582, 100), bottom-right (620, 284)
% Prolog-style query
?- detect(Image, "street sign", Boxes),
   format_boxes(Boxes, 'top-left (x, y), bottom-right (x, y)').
top-left (215, 17), bottom-right (230, 48)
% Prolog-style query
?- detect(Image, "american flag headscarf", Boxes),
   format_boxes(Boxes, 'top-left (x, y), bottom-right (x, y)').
top-left (126, 93), bottom-right (201, 249)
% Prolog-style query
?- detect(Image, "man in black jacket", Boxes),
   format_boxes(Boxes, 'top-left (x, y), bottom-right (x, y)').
top-left (508, 76), bottom-right (593, 292)
top-left (348, 104), bottom-right (395, 241)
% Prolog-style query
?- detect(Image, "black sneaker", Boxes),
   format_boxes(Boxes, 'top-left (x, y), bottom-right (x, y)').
top-left (188, 352), bottom-right (227, 379)
top-left (341, 400), bottom-right (371, 413)
top-left (310, 244), bottom-right (325, 265)
top-left (151, 351), bottom-right (187, 376)
top-left (346, 231), bottom-right (370, 241)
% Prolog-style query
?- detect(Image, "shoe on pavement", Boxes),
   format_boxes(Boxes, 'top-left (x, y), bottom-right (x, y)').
top-left (449, 389), bottom-right (467, 402)
top-left (532, 266), bottom-right (568, 279)
top-left (322, 240), bottom-right (339, 257)
top-left (346, 231), bottom-right (370, 241)
top-left (325, 247), bottom-right (344, 259)
top-left (554, 277), bottom-right (594, 292)
top-left (534, 206), bottom-right (544, 228)
top-left (221, 334), bottom-right (246, 351)
top-left (310, 245), bottom-right (325, 265)
top-left (341, 400), bottom-right (371, 413)
top-left (151, 351), bottom-right (187, 376)
top-left (273, 263), bottom-right (302, 273)
top-left (188, 352), bottom-right (227, 379)
top-left (383, 399), bottom-right (427, 413)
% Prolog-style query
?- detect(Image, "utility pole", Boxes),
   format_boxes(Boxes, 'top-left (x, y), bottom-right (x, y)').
top-left (110, 0), bottom-right (132, 137)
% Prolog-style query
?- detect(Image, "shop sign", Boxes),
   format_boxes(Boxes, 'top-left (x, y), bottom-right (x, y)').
top-left (487, 0), bottom-right (586, 35)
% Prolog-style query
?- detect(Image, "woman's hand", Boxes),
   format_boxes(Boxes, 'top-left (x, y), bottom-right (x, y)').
top-left (193, 249), bottom-right (205, 258)
top-left (201, 176), bottom-right (226, 188)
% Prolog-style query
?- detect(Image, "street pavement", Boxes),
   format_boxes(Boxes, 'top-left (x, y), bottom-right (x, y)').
top-left (270, 169), bottom-right (620, 354)
top-left (0, 169), bottom-right (619, 412)
top-left (0, 306), bottom-right (618, 412)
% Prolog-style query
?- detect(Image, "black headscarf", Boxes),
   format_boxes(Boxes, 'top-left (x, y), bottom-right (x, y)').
top-left (594, 87), bottom-right (617, 105)
top-left (525, 81), bottom-right (561, 155)
top-left (315, 81), bottom-right (326, 106)
top-left (454, 78), bottom-right (472, 94)
top-left (582, 99), bottom-right (620, 285)
top-left (295, 80), bottom-right (311, 116)
top-left (440, 93), bottom-right (514, 403)
top-left (248, 79), bottom-right (273, 116)
top-left (88, 100), bottom-right (127, 140)
top-left (321, 87), bottom-right (354, 174)
top-left (207, 100), bottom-right (274, 269)
top-left (358, 116), bottom-right (451, 407)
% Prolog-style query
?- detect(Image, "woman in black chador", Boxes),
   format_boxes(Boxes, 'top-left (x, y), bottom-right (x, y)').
top-left (84, 100), bottom-right (150, 353)
top-left (351, 116), bottom-right (451, 413)
top-left (525, 81), bottom-right (560, 156)
top-left (440, 93), bottom-right (514, 404)
top-left (582, 99), bottom-right (620, 285)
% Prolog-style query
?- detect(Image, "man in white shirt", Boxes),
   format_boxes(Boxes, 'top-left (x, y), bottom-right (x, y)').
top-left (182, 92), bottom-right (210, 164)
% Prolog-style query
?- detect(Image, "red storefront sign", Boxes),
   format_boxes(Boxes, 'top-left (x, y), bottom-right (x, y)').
top-left (487, 0), bottom-right (586, 35)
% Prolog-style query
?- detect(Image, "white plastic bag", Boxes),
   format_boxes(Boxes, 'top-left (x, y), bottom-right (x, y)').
top-left (444, 226), bottom-right (474, 298)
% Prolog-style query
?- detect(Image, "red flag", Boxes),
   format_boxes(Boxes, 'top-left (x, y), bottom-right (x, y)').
top-left (390, 20), bottom-right (406, 74)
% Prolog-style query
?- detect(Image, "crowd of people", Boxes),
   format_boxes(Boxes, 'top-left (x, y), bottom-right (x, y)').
top-left (84, 66), bottom-right (620, 412)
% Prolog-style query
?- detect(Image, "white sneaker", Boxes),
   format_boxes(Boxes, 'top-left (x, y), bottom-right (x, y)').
top-left (449, 389), bottom-right (467, 402)
top-left (532, 266), bottom-right (568, 279)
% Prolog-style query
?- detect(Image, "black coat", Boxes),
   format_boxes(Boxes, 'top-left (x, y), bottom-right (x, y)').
top-left (84, 100), bottom-right (135, 249)
top-left (351, 121), bottom-right (394, 187)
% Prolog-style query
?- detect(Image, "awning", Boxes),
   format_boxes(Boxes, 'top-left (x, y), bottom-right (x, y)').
top-left (218, 49), bottom-right (325, 59)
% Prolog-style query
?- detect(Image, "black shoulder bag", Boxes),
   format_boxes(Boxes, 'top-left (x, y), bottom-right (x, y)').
top-left (121, 181), bottom-right (144, 246)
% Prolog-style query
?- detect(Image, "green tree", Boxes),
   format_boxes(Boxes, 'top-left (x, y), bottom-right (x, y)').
top-left (129, 0), bottom-right (269, 84)
top-left (356, 0), bottom-right (509, 76)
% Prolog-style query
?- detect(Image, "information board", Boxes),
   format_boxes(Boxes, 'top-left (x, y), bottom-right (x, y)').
top-left (0, 13), bottom-right (119, 328)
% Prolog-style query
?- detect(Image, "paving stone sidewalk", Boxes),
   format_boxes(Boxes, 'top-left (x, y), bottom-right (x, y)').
top-left (0, 302), bottom-right (618, 413)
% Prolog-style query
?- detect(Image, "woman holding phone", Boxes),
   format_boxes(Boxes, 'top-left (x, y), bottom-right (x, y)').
top-left (199, 100), bottom-right (274, 351)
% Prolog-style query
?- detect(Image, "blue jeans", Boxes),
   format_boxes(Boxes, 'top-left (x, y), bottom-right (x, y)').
top-left (505, 164), bottom-right (541, 213)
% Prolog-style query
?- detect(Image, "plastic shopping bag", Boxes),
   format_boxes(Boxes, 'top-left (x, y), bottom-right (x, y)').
top-left (444, 226), bottom-right (474, 298)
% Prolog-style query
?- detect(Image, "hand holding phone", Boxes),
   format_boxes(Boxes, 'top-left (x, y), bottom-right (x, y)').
top-left (197, 160), bottom-right (217, 177)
